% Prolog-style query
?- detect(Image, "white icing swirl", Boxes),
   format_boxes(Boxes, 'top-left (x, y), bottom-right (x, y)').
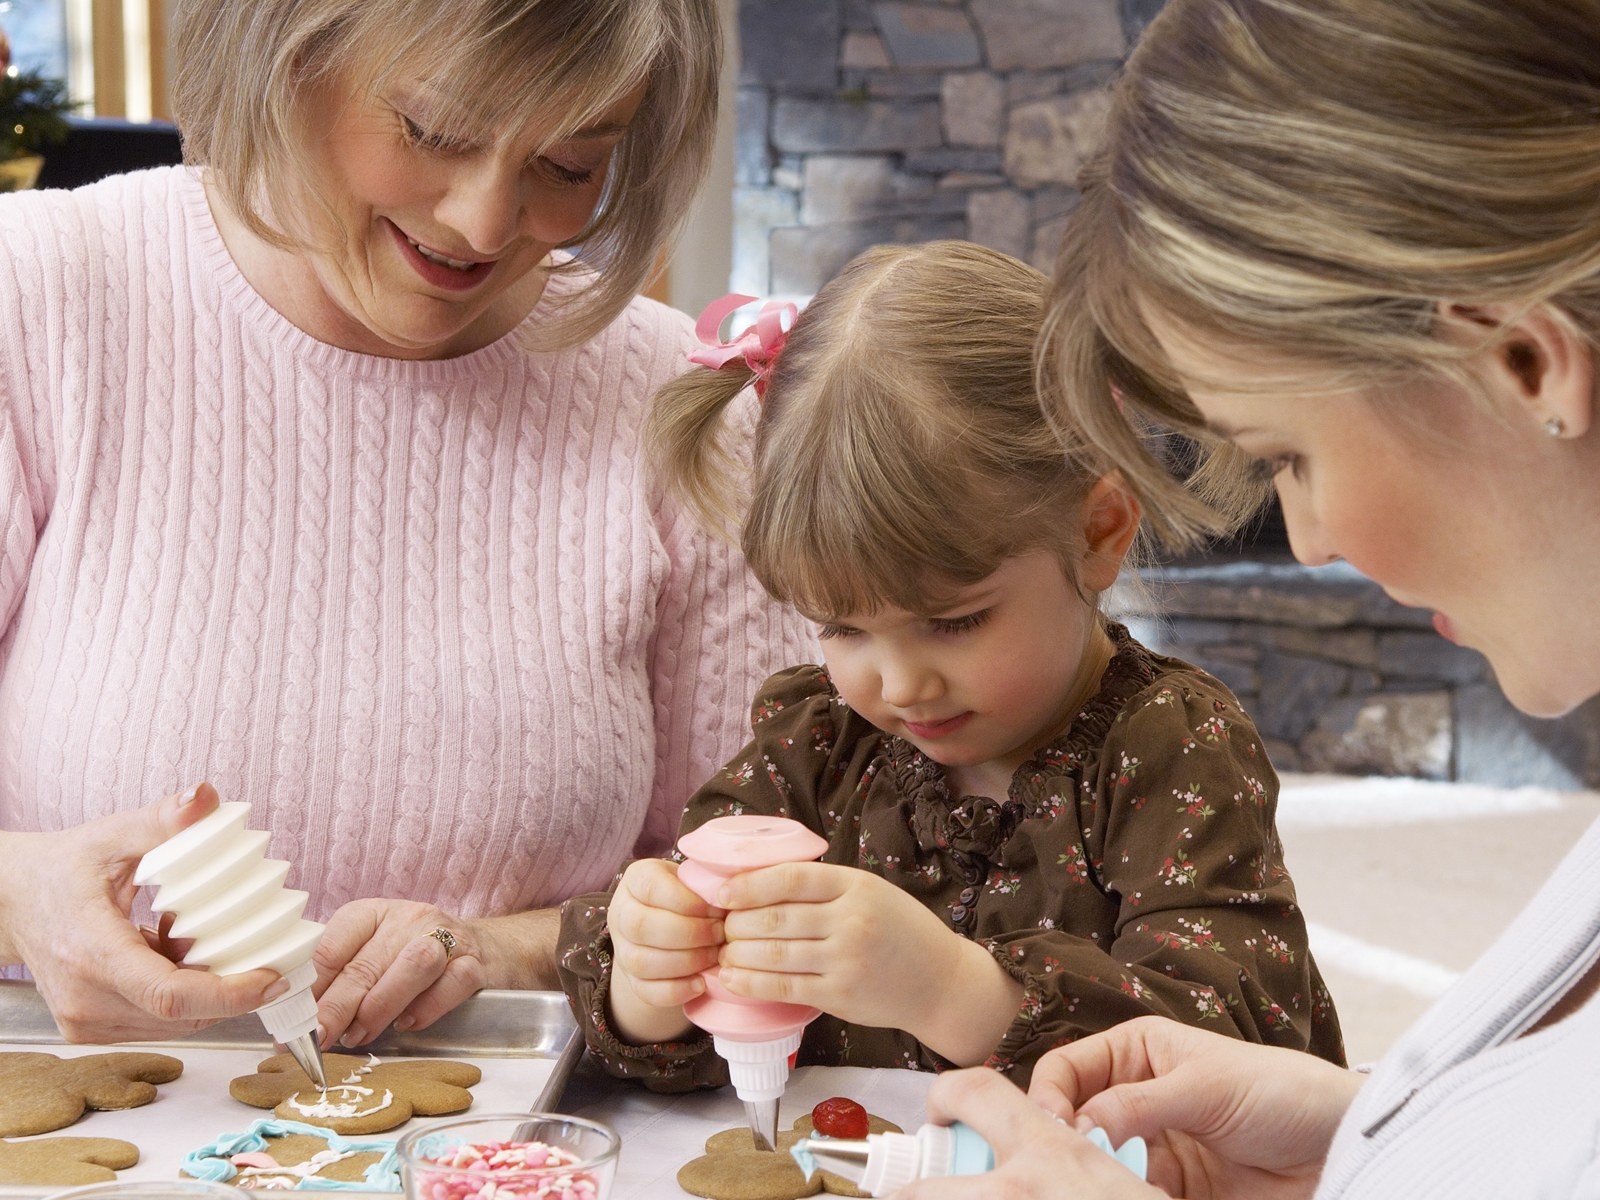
top-left (287, 1085), bottom-right (395, 1119)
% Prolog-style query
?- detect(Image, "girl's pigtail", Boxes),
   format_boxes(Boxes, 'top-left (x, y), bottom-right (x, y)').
top-left (649, 332), bottom-right (761, 535)
top-left (650, 294), bottom-right (797, 534)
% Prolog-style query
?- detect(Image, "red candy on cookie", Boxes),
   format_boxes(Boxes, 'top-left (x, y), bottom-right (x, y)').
top-left (811, 1098), bottom-right (869, 1140)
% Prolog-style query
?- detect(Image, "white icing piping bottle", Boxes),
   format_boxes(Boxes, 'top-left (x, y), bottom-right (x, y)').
top-left (790, 1120), bottom-right (1148, 1194)
top-left (134, 795), bottom-right (329, 1090)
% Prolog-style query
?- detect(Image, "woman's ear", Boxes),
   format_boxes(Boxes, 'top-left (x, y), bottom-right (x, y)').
top-left (1443, 301), bottom-right (1595, 438)
top-left (1079, 473), bottom-right (1142, 593)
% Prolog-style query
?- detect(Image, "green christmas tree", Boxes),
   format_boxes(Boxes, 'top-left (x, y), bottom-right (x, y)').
top-left (0, 27), bottom-right (74, 164)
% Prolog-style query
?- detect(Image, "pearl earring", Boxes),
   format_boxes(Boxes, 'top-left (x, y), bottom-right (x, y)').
top-left (1544, 417), bottom-right (1567, 437)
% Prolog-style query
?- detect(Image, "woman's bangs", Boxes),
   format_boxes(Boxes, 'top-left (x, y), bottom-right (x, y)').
top-left (357, 1), bottom-right (658, 152)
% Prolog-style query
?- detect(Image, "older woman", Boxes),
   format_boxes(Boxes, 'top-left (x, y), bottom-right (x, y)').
top-left (902, 1), bottom-right (1600, 1197)
top-left (0, 0), bottom-right (809, 1050)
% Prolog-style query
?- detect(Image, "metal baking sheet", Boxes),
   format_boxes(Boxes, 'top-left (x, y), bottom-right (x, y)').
top-left (0, 981), bottom-right (583, 1196)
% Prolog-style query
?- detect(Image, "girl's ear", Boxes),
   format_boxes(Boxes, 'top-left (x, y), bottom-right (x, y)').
top-left (1079, 474), bottom-right (1142, 593)
top-left (1443, 301), bottom-right (1595, 438)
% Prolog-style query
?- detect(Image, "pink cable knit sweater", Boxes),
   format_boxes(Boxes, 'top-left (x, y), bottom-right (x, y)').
top-left (0, 166), bottom-right (810, 932)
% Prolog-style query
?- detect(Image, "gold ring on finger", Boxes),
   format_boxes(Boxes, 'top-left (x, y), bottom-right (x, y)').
top-left (425, 927), bottom-right (458, 960)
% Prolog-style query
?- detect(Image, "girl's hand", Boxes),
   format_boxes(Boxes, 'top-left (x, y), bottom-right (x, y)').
top-left (1026, 1016), bottom-right (1363, 1199)
top-left (900, 1067), bottom-right (1165, 1200)
top-left (0, 784), bottom-right (281, 1043)
top-left (604, 858), bottom-right (723, 1043)
top-left (715, 862), bottom-right (1022, 1062)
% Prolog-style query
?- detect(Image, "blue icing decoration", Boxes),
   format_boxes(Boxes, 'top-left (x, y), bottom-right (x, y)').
top-left (182, 1118), bottom-right (400, 1191)
top-left (1084, 1126), bottom-right (1148, 1180)
top-left (791, 1141), bottom-right (819, 1181)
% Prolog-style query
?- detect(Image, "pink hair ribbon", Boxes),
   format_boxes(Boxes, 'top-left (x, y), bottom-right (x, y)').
top-left (687, 293), bottom-right (798, 398)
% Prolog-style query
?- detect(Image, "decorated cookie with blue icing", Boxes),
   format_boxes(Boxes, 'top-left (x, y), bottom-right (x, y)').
top-left (183, 1118), bottom-right (400, 1190)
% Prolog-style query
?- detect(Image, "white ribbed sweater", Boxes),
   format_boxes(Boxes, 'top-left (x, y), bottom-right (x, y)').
top-left (0, 166), bottom-right (810, 928)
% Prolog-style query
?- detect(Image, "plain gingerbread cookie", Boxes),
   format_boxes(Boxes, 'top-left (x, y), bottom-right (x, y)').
top-left (0, 1134), bottom-right (140, 1185)
top-left (229, 1052), bottom-right (481, 1134)
top-left (0, 1050), bottom-right (184, 1137)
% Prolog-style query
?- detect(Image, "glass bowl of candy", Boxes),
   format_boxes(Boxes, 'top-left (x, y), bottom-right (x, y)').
top-left (396, 1113), bottom-right (620, 1200)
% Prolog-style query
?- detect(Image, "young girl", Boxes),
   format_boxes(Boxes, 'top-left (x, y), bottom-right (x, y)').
top-left (557, 241), bottom-right (1344, 1089)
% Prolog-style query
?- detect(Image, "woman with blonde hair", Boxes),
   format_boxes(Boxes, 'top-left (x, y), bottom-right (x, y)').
top-left (0, 0), bottom-right (809, 1049)
top-left (903, 1), bottom-right (1600, 1196)
top-left (558, 240), bottom-right (1342, 1092)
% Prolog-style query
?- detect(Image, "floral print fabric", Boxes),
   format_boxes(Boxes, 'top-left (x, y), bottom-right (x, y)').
top-left (558, 625), bottom-right (1345, 1090)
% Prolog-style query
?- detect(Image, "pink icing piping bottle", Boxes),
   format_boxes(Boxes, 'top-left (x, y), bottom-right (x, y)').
top-left (678, 814), bottom-right (829, 1152)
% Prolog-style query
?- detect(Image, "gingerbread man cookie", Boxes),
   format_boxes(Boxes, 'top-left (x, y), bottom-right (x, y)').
top-left (229, 1052), bottom-right (481, 1134)
top-left (680, 1101), bottom-right (902, 1200)
top-left (0, 1134), bottom-right (140, 1185)
top-left (0, 1050), bottom-right (184, 1137)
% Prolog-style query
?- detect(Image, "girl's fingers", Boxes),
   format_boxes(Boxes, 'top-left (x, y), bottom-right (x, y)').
top-left (624, 974), bottom-right (707, 1009)
top-left (717, 934), bottom-right (831, 975)
top-left (622, 859), bottom-right (722, 917)
top-left (612, 904), bottom-right (724, 952)
top-left (721, 901), bottom-right (833, 942)
top-left (715, 964), bottom-right (815, 1007)
top-left (715, 861), bottom-right (847, 908)
top-left (616, 942), bottom-right (721, 984)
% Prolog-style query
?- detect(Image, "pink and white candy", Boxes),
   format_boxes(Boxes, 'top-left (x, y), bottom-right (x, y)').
top-left (414, 1139), bottom-right (599, 1200)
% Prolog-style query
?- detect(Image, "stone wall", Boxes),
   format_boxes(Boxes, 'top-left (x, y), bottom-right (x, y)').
top-left (1114, 562), bottom-right (1600, 788)
top-left (733, 0), bottom-right (1165, 297)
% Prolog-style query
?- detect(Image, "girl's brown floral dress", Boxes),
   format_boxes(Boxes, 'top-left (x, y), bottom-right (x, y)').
top-left (558, 625), bottom-right (1345, 1090)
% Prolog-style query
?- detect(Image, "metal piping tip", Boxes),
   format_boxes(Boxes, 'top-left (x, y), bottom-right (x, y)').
top-left (790, 1137), bottom-right (872, 1185)
top-left (281, 1030), bottom-right (329, 1091)
top-left (745, 1098), bottom-right (780, 1152)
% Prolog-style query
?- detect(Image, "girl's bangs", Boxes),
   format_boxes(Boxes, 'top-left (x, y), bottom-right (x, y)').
top-left (750, 467), bottom-right (1039, 622)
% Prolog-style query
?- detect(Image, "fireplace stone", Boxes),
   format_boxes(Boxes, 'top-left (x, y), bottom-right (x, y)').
top-left (1114, 561), bottom-right (1600, 788)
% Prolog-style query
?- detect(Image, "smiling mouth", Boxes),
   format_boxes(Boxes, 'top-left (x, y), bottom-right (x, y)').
top-left (404, 234), bottom-right (482, 272)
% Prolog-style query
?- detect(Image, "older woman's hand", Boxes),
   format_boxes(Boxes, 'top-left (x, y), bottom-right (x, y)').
top-left (0, 784), bottom-right (283, 1042)
top-left (313, 898), bottom-right (540, 1046)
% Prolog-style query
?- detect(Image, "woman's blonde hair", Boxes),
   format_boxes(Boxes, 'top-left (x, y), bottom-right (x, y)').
top-left (1044, 0), bottom-right (1600, 550)
top-left (171, 0), bottom-right (718, 349)
top-left (652, 240), bottom-right (1117, 621)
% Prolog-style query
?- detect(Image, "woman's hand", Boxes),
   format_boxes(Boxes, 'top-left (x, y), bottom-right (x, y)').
top-left (714, 862), bottom-right (1022, 1063)
top-left (0, 783), bottom-right (282, 1042)
top-left (900, 1067), bottom-right (1166, 1200)
top-left (313, 898), bottom-right (506, 1047)
top-left (603, 858), bottom-right (723, 1044)
top-left (1030, 1016), bottom-right (1362, 1199)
